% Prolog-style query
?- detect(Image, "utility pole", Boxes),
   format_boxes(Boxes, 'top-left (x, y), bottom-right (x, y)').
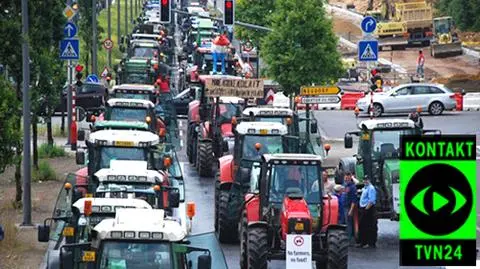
top-left (135, 0), bottom-right (137, 18)
top-left (107, 0), bottom-right (112, 68)
top-left (125, 0), bottom-right (128, 36)
top-left (92, 0), bottom-right (98, 74)
top-left (117, 0), bottom-right (121, 47)
top-left (21, 0), bottom-right (32, 226)
top-left (130, 0), bottom-right (133, 24)
top-left (66, 0), bottom-right (72, 144)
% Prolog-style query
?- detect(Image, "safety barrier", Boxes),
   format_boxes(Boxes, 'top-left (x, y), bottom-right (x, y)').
top-left (463, 93), bottom-right (480, 111)
top-left (340, 92), bottom-right (365, 110)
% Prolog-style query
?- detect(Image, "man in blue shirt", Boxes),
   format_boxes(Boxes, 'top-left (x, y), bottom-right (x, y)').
top-left (357, 175), bottom-right (377, 248)
top-left (343, 172), bottom-right (357, 244)
top-left (333, 185), bottom-right (345, 224)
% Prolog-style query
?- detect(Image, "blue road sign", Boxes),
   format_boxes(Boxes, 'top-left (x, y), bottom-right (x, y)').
top-left (86, 74), bottom-right (99, 83)
top-left (358, 40), bottom-right (378, 62)
top-left (64, 22), bottom-right (77, 38)
top-left (361, 16), bottom-right (377, 34)
top-left (59, 38), bottom-right (79, 60)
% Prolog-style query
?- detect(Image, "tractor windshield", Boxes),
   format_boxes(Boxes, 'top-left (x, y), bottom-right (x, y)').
top-left (125, 73), bottom-right (151, 84)
top-left (218, 103), bottom-right (243, 123)
top-left (113, 91), bottom-right (152, 101)
top-left (242, 135), bottom-right (283, 160)
top-left (99, 147), bottom-right (149, 169)
top-left (434, 19), bottom-right (452, 34)
top-left (371, 128), bottom-right (416, 159)
top-left (132, 47), bottom-right (159, 58)
top-left (109, 107), bottom-right (148, 122)
top-left (269, 164), bottom-right (321, 204)
top-left (98, 241), bottom-right (173, 269)
top-left (255, 117), bottom-right (286, 124)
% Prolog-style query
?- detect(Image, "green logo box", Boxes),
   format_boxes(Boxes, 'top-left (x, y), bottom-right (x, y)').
top-left (399, 135), bottom-right (476, 266)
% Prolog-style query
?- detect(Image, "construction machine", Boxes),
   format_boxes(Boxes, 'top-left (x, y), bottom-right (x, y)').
top-left (366, 0), bottom-right (408, 50)
top-left (430, 16), bottom-right (463, 58)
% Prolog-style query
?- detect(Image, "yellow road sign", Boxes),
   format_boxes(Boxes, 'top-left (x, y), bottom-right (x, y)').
top-left (63, 5), bottom-right (76, 20)
top-left (300, 86), bottom-right (340, 96)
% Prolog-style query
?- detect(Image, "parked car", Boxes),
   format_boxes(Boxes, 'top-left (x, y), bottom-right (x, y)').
top-left (56, 82), bottom-right (107, 115)
top-left (172, 88), bottom-right (195, 115)
top-left (356, 83), bottom-right (457, 117)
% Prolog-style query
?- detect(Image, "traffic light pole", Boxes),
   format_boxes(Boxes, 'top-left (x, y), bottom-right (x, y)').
top-left (125, 0), bottom-right (128, 36)
top-left (107, 0), bottom-right (112, 68)
top-left (92, 0), bottom-right (98, 75)
top-left (67, 61), bottom-right (72, 145)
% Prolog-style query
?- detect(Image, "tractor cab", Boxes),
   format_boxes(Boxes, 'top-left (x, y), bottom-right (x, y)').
top-left (240, 153), bottom-right (348, 268)
top-left (127, 40), bottom-right (161, 62)
top-left (116, 57), bottom-right (157, 84)
top-left (341, 118), bottom-right (440, 220)
top-left (47, 208), bottom-right (228, 269)
top-left (215, 122), bottom-right (301, 242)
top-left (75, 130), bottom-right (160, 193)
top-left (189, 18), bottom-right (216, 47)
top-left (109, 84), bottom-right (156, 102)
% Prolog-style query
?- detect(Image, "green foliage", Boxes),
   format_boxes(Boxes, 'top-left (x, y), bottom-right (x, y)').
top-left (32, 160), bottom-right (57, 182)
top-left (78, 0), bottom-right (105, 74)
top-left (0, 77), bottom-right (21, 173)
top-left (261, 0), bottom-right (344, 94)
top-left (436, 0), bottom-right (480, 31)
top-left (235, 0), bottom-right (276, 46)
top-left (38, 144), bottom-right (66, 159)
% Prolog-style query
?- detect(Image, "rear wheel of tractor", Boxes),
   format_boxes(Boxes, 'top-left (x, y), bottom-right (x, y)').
top-left (320, 229), bottom-right (349, 269)
top-left (214, 178), bottom-right (220, 232)
top-left (197, 141), bottom-right (213, 177)
top-left (239, 209), bottom-right (248, 269)
top-left (187, 130), bottom-right (193, 163)
top-left (246, 227), bottom-right (268, 269)
top-left (217, 190), bottom-right (237, 243)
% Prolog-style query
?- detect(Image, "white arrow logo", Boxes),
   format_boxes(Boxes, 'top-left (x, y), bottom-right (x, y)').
top-left (366, 19), bottom-right (374, 31)
top-left (65, 24), bottom-right (74, 36)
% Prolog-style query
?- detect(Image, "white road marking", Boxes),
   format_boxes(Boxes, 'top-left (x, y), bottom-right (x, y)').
top-left (180, 139), bottom-right (184, 148)
top-left (179, 130), bottom-right (183, 137)
top-left (179, 120), bottom-right (183, 128)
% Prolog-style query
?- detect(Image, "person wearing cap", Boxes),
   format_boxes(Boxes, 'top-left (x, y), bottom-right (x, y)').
top-left (343, 172), bottom-right (357, 243)
top-left (212, 30), bottom-right (231, 74)
top-left (357, 175), bottom-right (377, 248)
top-left (333, 185), bottom-right (346, 224)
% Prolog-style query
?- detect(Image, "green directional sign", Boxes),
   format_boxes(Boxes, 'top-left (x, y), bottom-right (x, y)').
top-left (399, 135), bottom-right (476, 266)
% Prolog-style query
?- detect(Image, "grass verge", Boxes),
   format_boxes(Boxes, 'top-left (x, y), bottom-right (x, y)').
top-left (38, 143), bottom-right (66, 159)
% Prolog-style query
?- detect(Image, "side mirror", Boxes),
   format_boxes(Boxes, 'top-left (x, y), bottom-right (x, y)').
top-left (344, 134), bottom-right (353, 149)
top-left (78, 129), bottom-right (86, 141)
top-left (37, 224), bottom-right (50, 242)
top-left (355, 154), bottom-right (363, 163)
top-left (168, 190), bottom-right (180, 208)
top-left (198, 254), bottom-right (212, 269)
top-left (222, 141), bottom-right (229, 153)
top-left (310, 122), bottom-right (318, 133)
top-left (76, 150), bottom-right (86, 165)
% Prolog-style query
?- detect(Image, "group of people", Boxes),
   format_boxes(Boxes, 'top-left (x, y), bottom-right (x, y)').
top-left (323, 172), bottom-right (378, 249)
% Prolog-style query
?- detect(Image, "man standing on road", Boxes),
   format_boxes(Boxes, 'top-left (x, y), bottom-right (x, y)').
top-left (357, 175), bottom-right (377, 248)
top-left (322, 171), bottom-right (335, 195)
top-left (416, 50), bottom-right (425, 78)
top-left (343, 172), bottom-right (357, 244)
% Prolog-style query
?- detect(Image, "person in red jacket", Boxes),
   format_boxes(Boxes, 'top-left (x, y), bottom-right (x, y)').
top-left (212, 30), bottom-right (231, 74)
top-left (157, 76), bottom-right (170, 93)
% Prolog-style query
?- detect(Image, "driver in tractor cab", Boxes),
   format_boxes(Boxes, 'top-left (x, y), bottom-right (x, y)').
top-left (408, 106), bottom-right (424, 129)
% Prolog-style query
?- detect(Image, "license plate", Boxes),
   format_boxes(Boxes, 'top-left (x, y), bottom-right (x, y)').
top-left (295, 222), bottom-right (304, 231)
top-left (82, 251), bottom-right (96, 262)
top-left (259, 129), bottom-right (268, 135)
top-left (114, 141), bottom-right (134, 147)
top-left (62, 227), bottom-right (74, 237)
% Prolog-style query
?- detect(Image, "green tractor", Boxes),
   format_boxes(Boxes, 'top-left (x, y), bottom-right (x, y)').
top-left (337, 118), bottom-right (440, 222)
top-left (116, 57), bottom-right (158, 84)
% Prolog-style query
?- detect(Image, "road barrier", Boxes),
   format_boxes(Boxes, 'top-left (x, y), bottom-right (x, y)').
top-left (463, 92), bottom-right (480, 111)
top-left (340, 92), bottom-right (365, 110)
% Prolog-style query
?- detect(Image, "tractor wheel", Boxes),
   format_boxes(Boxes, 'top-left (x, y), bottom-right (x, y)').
top-left (246, 226), bottom-right (268, 269)
top-left (217, 190), bottom-right (238, 243)
top-left (214, 178), bottom-right (220, 232)
top-left (239, 209), bottom-right (248, 269)
top-left (196, 141), bottom-right (213, 177)
top-left (318, 229), bottom-right (348, 269)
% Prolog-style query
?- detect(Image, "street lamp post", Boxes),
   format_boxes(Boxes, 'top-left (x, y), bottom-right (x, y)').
top-left (125, 0), bottom-right (128, 36)
top-left (107, 0), bottom-right (112, 68)
top-left (92, 0), bottom-right (98, 74)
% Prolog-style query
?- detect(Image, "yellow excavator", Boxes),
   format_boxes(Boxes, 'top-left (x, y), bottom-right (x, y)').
top-left (430, 16), bottom-right (463, 58)
top-left (366, 0), bottom-right (408, 50)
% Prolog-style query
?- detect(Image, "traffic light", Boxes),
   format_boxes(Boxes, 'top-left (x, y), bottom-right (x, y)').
top-left (224, 0), bottom-right (234, 26)
top-left (160, 0), bottom-right (171, 23)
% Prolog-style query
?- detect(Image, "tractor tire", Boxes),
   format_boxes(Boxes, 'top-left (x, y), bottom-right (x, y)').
top-left (317, 229), bottom-right (349, 269)
top-left (246, 226), bottom-right (268, 269)
top-left (196, 141), bottom-right (213, 177)
top-left (217, 190), bottom-right (238, 243)
top-left (214, 178), bottom-right (220, 232)
top-left (239, 210), bottom-right (248, 269)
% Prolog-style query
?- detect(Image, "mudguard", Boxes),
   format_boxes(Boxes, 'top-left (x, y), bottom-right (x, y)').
top-left (245, 195), bottom-right (261, 223)
top-left (199, 121), bottom-right (211, 140)
top-left (326, 224), bottom-right (347, 232)
top-left (218, 155), bottom-right (234, 185)
top-left (322, 195), bottom-right (339, 232)
top-left (247, 220), bottom-right (268, 229)
top-left (188, 100), bottom-right (200, 123)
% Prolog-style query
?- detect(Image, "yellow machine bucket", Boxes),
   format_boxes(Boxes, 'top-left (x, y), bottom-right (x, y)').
top-left (430, 42), bottom-right (463, 58)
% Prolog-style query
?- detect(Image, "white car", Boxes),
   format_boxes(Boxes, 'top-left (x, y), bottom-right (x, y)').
top-left (356, 83), bottom-right (457, 117)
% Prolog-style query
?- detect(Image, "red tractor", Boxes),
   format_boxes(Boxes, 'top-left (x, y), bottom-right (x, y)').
top-left (215, 121), bottom-right (300, 243)
top-left (240, 154), bottom-right (348, 269)
top-left (186, 75), bottom-right (246, 177)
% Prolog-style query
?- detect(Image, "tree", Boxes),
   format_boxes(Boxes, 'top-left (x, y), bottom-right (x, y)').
top-left (436, 0), bottom-right (480, 31)
top-left (0, 77), bottom-right (21, 174)
top-left (235, 0), bottom-right (276, 46)
top-left (261, 0), bottom-right (344, 94)
top-left (78, 0), bottom-right (104, 74)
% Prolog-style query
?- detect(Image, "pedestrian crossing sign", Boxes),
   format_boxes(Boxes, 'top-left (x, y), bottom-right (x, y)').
top-left (59, 38), bottom-right (80, 60)
top-left (358, 40), bottom-right (378, 62)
